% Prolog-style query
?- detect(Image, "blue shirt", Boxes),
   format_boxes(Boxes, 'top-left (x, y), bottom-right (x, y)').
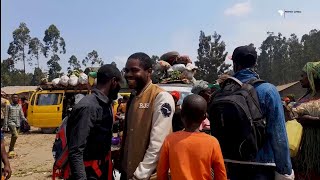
top-left (234, 69), bottom-right (292, 175)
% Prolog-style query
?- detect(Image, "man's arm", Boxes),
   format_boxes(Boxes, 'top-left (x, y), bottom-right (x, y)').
top-left (19, 105), bottom-right (27, 122)
top-left (3, 104), bottom-right (9, 129)
top-left (1, 133), bottom-right (12, 179)
top-left (156, 139), bottom-right (170, 180)
top-left (67, 106), bottom-right (95, 180)
top-left (265, 86), bottom-right (292, 175)
top-left (133, 92), bottom-right (175, 179)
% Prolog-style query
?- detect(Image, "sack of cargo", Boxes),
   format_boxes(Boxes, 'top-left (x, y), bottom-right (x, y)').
top-left (78, 73), bottom-right (88, 84)
top-left (285, 119), bottom-right (303, 157)
top-left (154, 61), bottom-right (171, 71)
top-left (185, 63), bottom-right (198, 71)
top-left (177, 55), bottom-right (192, 65)
top-left (171, 64), bottom-right (186, 72)
top-left (160, 51), bottom-right (180, 65)
top-left (68, 75), bottom-right (79, 86)
top-left (52, 78), bottom-right (61, 86)
top-left (59, 75), bottom-right (69, 86)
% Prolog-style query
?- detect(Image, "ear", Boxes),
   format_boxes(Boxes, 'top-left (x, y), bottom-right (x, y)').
top-left (147, 68), bottom-right (152, 74)
top-left (111, 77), bottom-right (117, 86)
top-left (202, 113), bottom-right (207, 121)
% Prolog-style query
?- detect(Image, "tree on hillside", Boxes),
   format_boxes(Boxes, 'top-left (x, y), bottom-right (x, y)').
top-left (195, 31), bottom-right (230, 83)
top-left (287, 34), bottom-right (304, 81)
top-left (301, 29), bottom-right (320, 63)
top-left (1, 60), bottom-right (33, 86)
top-left (43, 24), bottom-right (66, 80)
top-left (257, 33), bottom-right (289, 85)
top-left (7, 22), bottom-right (31, 85)
top-left (1, 58), bottom-right (15, 86)
top-left (151, 55), bottom-right (159, 65)
top-left (47, 54), bottom-right (62, 80)
top-left (28, 37), bottom-right (43, 68)
top-left (68, 55), bottom-right (81, 73)
top-left (257, 30), bottom-right (320, 85)
top-left (31, 67), bottom-right (45, 85)
top-left (82, 50), bottom-right (103, 67)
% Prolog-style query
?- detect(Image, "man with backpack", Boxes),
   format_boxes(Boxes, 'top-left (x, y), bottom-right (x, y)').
top-left (66, 64), bottom-right (122, 180)
top-left (209, 46), bottom-right (294, 179)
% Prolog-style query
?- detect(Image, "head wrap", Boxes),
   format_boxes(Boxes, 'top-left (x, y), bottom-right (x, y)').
top-left (284, 97), bottom-right (290, 103)
top-left (191, 80), bottom-right (209, 94)
top-left (208, 84), bottom-right (220, 90)
top-left (302, 61), bottom-right (320, 96)
top-left (170, 91), bottom-right (180, 101)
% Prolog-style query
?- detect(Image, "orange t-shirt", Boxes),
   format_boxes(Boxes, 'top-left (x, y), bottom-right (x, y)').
top-left (157, 131), bottom-right (227, 180)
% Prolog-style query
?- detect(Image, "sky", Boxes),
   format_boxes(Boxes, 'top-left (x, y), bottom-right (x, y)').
top-left (1, 0), bottom-right (320, 73)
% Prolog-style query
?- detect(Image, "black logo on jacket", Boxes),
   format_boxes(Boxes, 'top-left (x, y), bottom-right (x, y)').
top-left (161, 103), bottom-right (172, 117)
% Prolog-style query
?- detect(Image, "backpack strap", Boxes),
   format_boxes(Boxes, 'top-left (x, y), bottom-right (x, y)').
top-left (221, 77), bottom-right (243, 89)
top-left (247, 78), bottom-right (266, 117)
top-left (248, 79), bottom-right (266, 86)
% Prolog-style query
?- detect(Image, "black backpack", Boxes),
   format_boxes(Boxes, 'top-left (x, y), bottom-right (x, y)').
top-left (209, 77), bottom-right (266, 161)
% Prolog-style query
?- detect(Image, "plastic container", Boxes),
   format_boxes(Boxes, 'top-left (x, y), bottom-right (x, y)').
top-left (52, 78), bottom-right (61, 86)
top-left (285, 119), bottom-right (303, 157)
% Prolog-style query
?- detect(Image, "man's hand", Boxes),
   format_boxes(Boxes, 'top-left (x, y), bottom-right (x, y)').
top-left (3, 164), bottom-right (12, 179)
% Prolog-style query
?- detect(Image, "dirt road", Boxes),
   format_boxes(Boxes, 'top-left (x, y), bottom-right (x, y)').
top-left (3, 128), bottom-right (55, 180)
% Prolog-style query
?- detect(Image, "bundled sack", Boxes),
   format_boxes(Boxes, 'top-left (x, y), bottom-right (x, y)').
top-left (177, 55), bottom-right (192, 65)
top-left (59, 75), bottom-right (69, 86)
top-left (52, 78), bottom-right (61, 87)
top-left (185, 63), bottom-right (198, 71)
top-left (154, 60), bottom-right (171, 71)
top-left (160, 51), bottom-right (180, 65)
top-left (68, 74), bottom-right (79, 86)
top-left (171, 64), bottom-right (186, 72)
top-left (285, 119), bottom-right (303, 157)
top-left (78, 73), bottom-right (88, 84)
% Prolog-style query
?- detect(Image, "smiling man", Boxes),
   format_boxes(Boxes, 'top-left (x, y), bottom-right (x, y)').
top-left (120, 52), bottom-right (175, 180)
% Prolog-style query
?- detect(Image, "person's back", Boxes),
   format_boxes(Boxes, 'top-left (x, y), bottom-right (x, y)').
top-left (228, 46), bottom-right (293, 179)
top-left (157, 94), bottom-right (226, 180)
top-left (158, 131), bottom-right (225, 180)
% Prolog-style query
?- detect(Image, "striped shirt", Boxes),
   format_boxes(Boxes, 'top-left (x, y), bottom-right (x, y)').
top-left (4, 103), bottom-right (26, 127)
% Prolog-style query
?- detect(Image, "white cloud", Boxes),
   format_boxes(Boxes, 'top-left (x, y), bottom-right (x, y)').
top-left (224, 1), bottom-right (252, 17)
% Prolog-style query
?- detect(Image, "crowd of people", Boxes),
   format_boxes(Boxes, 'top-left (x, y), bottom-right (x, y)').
top-left (1, 46), bottom-right (319, 180)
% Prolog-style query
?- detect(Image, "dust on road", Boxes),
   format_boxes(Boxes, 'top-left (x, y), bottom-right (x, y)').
top-left (3, 128), bottom-right (55, 180)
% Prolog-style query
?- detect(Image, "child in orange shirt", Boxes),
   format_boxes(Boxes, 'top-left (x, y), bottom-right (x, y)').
top-left (157, 94), bottom-right (227, 180)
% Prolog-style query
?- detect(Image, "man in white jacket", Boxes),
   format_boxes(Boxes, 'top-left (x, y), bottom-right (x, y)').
top-left (120, 52), bottom-right (175, 180)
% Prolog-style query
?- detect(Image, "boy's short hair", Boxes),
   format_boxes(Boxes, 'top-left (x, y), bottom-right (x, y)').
top-left (182, 94), bottom-right (207, 124)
